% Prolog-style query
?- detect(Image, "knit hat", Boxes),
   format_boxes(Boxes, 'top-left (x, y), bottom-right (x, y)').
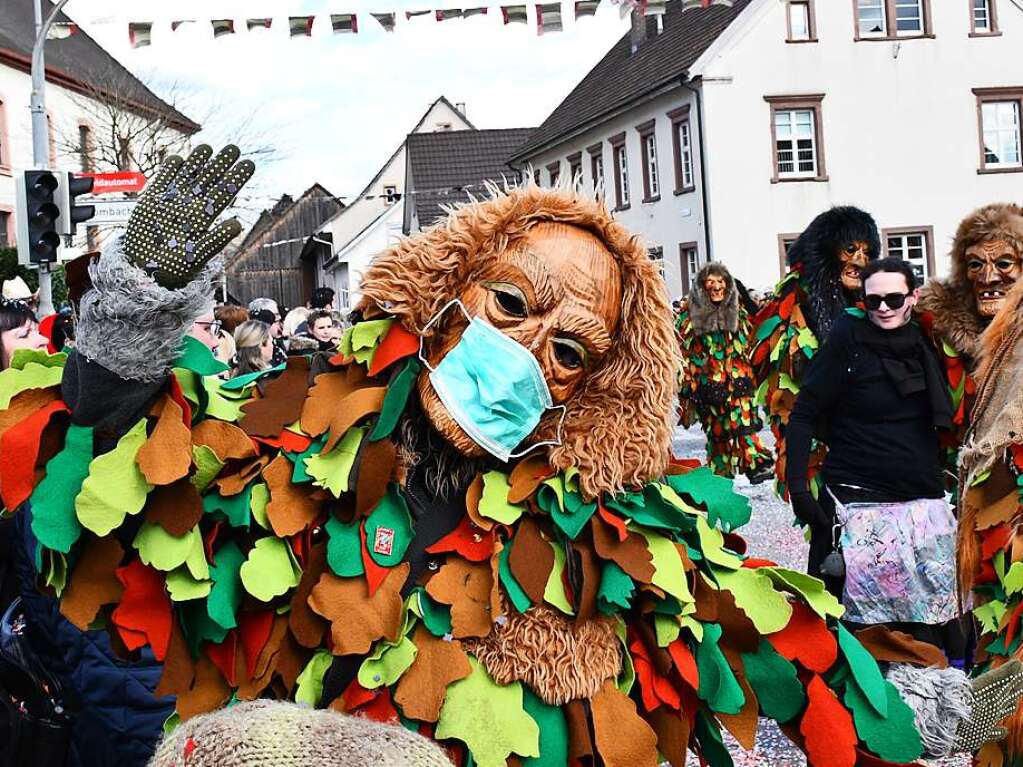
top-left (148, 700), bottom-right (453, 767)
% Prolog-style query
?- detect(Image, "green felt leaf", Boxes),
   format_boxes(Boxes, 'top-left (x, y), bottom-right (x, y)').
top-left (630, 525), bottom-right (692, 603)
top-left (306, 426), bottom-right (364, 497)
top-left (173, 334), bottom-right (229, 375)
top-left (191, 445), bottom-right (224, 494)
top-left (42, 549), bottom-right (67, 596)
top-left (30, 424), bottom-right (93, 553)
top-left (836, 622), bottom-right (887, 717)
top-left (134, 522), bottom-right (209, 580)
top-left (436, 657), bottom-right (540, 767)
top-left (539, 475), bottom-right (565, 512)
top-left (9, 348), bottom-right (66, 370)
top-left (796, 326), bottom-right (819, 351)
top-left (696, 623), bottom-right (745, 715)
top-left (712, 567), bottom-right (792, 634)
top-left (1004, 562), bottom-right (1023, 595)
top-left (541, 486), bottom-right (596, 540)
top-left (166, 567), bottom-right (212, 602)
top-left (695, 516), bottom-right (743, 570)
top-left (76, 419), bottom-right (152, 536)
top-left (694, 709), bottom-right (735, 767)
top-left (543, 542), bottom-right (573, 615)
top-left (0, 360), bottom-right (64, 408)
top-left (843, 679), bottom-right (923, 763)
top-left (180, 599), bottom-right (229, 651)
top-left (203, 377), bottom-right (248, 421)
top-left (207, 541), bottom-right (246, 631)
top-left (250, 482), bottom-right (270, 530)
top-left (479, 471), bottom-right (525, 525)
top-left (325, 515), bottom-right (365, 577)
top-left (597, 561), bottom-right (635, 613)
top-left (358, 636), bottom-right (418, 689)
top-left (366, 483), bottom-right (414, 567)
top-left (369, 358), bottom-right (419, 441)
top-left (522, 688), bottom-right (569, 767)
top-left (974, 600), bottom-right (1005, 634)
top-left (654, 613), bottom-right (682, 646)
top-left (761, 567), bottom-right (844, 620)
top-left (665, 468), bottom-right (751, 533)
top-left (498, 540), bottom-right (532, 613)
top-left (221, 363), bottom-right (286, 390)
top-left (755, 315), bottom-right (782, 342)
top-left (285, 436), bottom-right (326, 484)
top-left (295, 649), bottom-right (334, 707)
top-left (202, 485), bottom-right (252, 529)
top-left (417, 589), bottom-right (454, 637)
top-left (240, 537), bottom-right (301, 603)
top-left (345, 319), bottom-right (394, 360)
top-left (741, 639), bottom-right (805, 723)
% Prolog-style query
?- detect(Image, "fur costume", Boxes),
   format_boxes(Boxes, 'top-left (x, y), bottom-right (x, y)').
top-left (0, 186), bottom-right (978, 767)
top-left (676, 264), bottom-right (772, 479)
top-left (751, 206), bottom-right (880, 499)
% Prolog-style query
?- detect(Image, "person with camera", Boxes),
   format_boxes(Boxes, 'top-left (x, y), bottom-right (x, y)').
top-left (785, 257), bottom-right (964, 660)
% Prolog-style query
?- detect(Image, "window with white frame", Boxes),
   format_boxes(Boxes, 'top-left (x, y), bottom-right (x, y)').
top-left (648, 246), bottom-right (665, 277)
top-left (893, 0), bottom-right (924, 35)
top-left (774, 109), bottom-right (818, 178)
top-left (680, 245), bottom-right (699, 294)
top-left (857, 0), bottom-right (887, 36)
top-left (0, 211), bottom-right (9, 247)
top-left (981, 100), bottom-right (1022, 168)
top-left (973, 0), bottom-right (994, 31)
top-left (610, 136), bottom-right (630, 210)
top-left (592, 154), bottom-right (604, 191)
top-left (639, 129), bottom-right (660, 200)
top-left (548, 162), bottom-right (560, 187)
top-left (856, 0), bottom-right (929, 38)
top-left (383, 184), bottom-right (399, 204)
top-left (787, 0), bottom-right (813, 41)
top-left (679, 122), bottom-right (694, 190)
top-left (886, 229), bottom-right (933, 282)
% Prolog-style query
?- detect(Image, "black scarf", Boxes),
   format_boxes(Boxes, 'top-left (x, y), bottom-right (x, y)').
top-left (851, 318), bottom-right (953, 430)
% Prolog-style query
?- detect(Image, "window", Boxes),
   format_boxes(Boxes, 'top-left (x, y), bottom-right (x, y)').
top-left (778, 233), bottom-right (801, 275)
top-left (0, 98), bottom-right (9, 175)
top-left (636, 120), bottom-right (660, 202)
top-left (766, 95), bottom-right (827, 182)
top-left (568, 152), bottom-right (582, 185)
top-left (383, 185), bottom-right (399, 204)
top-left (435, 122), bottom-right (453, 131)
top-left (975, 88), bottom-right (1023, 173)
top-left (0, 210), bottom-right (10, 247)
top-left (338, 263), bottom-right (351, 311)
top-left (679, 243), bottom-right (699, 294)
top-left (971, 0), bottom-right (999, 34)
top-left (786, 0), bottom-right (816, 41)
top-left (648, 246), bottom-right (665, 277)
top-left (884, 227), bottom-right (935, 282)
top-left (855, 0), bottom-right (931, 39)
top-left (668, 106), bottom-right (695, 194)
top-left (588, 142), bottom-right (604, 195)
top-left (547, 161), bottom-right (560, 187)
top-left (533, 168), bottom-right (541, 186)
top-left (610, 133), bottom-right (630, 210)
top-left (78, 123), bottom-right (94, 172)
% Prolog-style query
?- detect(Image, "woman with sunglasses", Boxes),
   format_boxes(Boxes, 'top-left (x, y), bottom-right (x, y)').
top-left (784, 258), bottom-right (966, 663)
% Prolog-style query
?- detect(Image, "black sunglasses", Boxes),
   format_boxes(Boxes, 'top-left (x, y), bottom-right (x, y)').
top-left (864, 292), bottom-right (909, 311)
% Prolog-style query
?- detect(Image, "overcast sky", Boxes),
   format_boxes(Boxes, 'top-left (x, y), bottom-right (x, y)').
top-left (68, 0), bottom-right (631, 222)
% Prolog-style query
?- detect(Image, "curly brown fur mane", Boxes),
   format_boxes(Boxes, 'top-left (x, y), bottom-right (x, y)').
top-left (916, 278), bottom-right (986, 368)
top-left (358, 185), bottom-right (680, 499)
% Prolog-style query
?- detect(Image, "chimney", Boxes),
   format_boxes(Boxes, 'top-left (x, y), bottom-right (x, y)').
top-left (630, 9), bottom-right (647, 53)
top-left (455, 102), bottom-right (467, 118)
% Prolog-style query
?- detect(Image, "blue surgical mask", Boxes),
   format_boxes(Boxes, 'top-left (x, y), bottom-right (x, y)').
top-left (419, 299), bottom-right (566, 462)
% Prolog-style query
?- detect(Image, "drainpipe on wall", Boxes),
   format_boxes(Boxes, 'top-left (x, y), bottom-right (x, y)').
top-left (680, 76), bottom-right (712, 265)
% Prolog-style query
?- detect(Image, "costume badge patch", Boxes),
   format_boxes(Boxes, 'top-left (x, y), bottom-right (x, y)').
top-left (373, 527), bottom-right (395, 557)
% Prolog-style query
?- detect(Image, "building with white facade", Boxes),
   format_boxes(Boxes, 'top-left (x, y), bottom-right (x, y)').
top-left (511, 0), bottom-right (1023, 298)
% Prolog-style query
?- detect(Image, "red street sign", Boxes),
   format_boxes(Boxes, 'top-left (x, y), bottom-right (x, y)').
top-left (79, 171), bottom-right (147, 195)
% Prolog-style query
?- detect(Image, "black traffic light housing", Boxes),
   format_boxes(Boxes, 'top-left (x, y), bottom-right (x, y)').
top-left (15, 170), bottom-right (61, 264)
top-left (57, 174), bottom-right (95, 237)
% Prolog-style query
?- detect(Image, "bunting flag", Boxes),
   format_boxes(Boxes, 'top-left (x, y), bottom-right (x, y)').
top-left (537, 2), bottom-right (563, 33)
top-left (575, 0), bottom-right (601, 18)
top-left (171, 20), bottom-right (195, 31)
top-left (372, 12), bottom-right (397, 30)
top-left (405, 10), bottom-right (432, 20)
top-left (211, 19), bottom-right (235, 38)
top-left (464, 7), bottom-right (489, 17)
top-left (246, 18), bottom-right (273, 31)
top-left (436, 9), bottom-right (463, 21)
top-left (128, 22), bottom-right (153, 48)
top-left (289, 16), bottom-right (315, 36)
top-left (501, 4), bottom-right (528, 24)
top-left (330, 13), bottom-right (358, 33)
top-left (47, 21), bottom-right (79, 39)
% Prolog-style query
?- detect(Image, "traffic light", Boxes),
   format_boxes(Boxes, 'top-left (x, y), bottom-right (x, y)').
top-left (15, 170), bottom-right (61, 265)
top-left (56, 173), bottom-right (95, 237)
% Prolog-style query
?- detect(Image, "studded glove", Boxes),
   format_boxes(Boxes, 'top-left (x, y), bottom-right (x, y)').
top-left (123, 144), bottom-right (255, 289)
top-left (954, 660), bottom-right (1023, 753)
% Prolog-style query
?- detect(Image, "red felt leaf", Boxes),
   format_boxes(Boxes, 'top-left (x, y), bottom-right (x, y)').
top-left (630, 638), bottom-right (680, 711)
top-left (239, 610), bottom-right (275, 679)
top-left (778, 291), bottom-right (797, 321)
top-left (359, 522), bottom-right (392, 596)
top-left (111, 560), bottom-right (172, 660)
top-left (597, 499), bottom-right (629, 543)
top-left (368, 323), bottom-right (419, 377)
top-left (947, 362), bottom-right (964, 390)
top-left (208, 630), bottom-right (239, 687)
top-left (168, 375), bottom-right (193, 426)
top-left (425, 516), bottom-right (494, 562)
top-left (1005, 600), bottom-right (1023, 651)
top-left (982, 524), bottom-right (1013, 561)
top-left (252, 430), bottom-right (313, 454)
top-left (357, 686), bottom-right (399, 724)
top-left (801, 675), bottom-right (857, 767)
top-left (742, 558), bottom-right (778, 569)
top-left (341, 678), bottom-right (377, 711)
top-left (0, 400), bottom-right (69, 510)
top-left (1011, 444), bottom-right (1023, 472)
top-left (667, 639), bottom-right (700, 691)
top-left (204, 521), bottom-right (225, 565)
top-left (767, 602), bottom-right (837, 673)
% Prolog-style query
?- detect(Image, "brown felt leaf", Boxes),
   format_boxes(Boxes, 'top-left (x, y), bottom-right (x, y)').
top-left (425, 558), bottom-right (494, 639)
top-left (591, 516), bottom-right (655, 584)
top-left (275, 631), bottom-right (311, 693)
top-left (136, 396), bottom-right (192, 486)
top-left (191, 419), bottom-right (256, 461)
top-left (565, 699), bottom-right (594, 760)
top-left (237, 615), bottom-right (289, 700)
top-left (854, 625), bottom-right (948, 668)
top-left (976, 741), bottom-right (1005, 767)
top-left (648, 706), bottom-right (691, 767)
top-left (508, 517), bottom-right (554, 605)
top-left (0, 386), bottom-right (59, 441)
top-left (508, 454), bottom-right (555, 504)
top-left (145, 478), bottom-right (204, 537)
top-left (692, 571), bottom-right (719, 622)
top-left (394, 625), bottom-right (472, 722)
top-left (575, 542), bottom-right (601, 625)
top-left (239, 356), bottom-right (310, 438)
top-left (719, 673), bottom-right (759, 749)
top-left (591, 679), bottom-right (660, 767)
top-left (308, 564), bottom-right (409, 655)
top-left (214, 455), bottom-right (270, 497)
top-left (59, 536), bottom-right (125, 629)
top-left (464, 474), bottom-right (492, 531)
top-left (289, 542), bottom-right (329, 648)
top-left (155, 618), bottom-right (196, 699)
top-left (354, 437), bottom-right (396, 517)
top-left (716, 589), bottom-right (760, 655)
top-left (176, 653), bottom-right (231, 721)
top-left (321, 386), bottom-right (388, 453)
top-left (971, 481), bottom-right (1021, 531)
top-left (301, 370), bottom-right (357, 437)
top-left (265, 454), bottom-right (321, 536)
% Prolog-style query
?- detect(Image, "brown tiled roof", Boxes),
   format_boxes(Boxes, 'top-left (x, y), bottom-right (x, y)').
top-left (0, 0), bottom-right (200, 133)
top-left (510, 0), bottom-right (752, 161)
top-left (407, 127), bottom-right (534, 227)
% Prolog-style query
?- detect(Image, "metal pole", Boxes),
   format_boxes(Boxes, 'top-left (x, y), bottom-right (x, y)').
top-left (30, 0), bottom-right (71, 316)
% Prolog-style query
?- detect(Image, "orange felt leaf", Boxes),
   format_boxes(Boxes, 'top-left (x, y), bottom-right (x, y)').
top-left (591, 679), bottom-right (660, 767)
top-left (354, 437), bottom-right (396, 517)
top-left (191, 419), bottom-right (256, 461)
top-left (359, 521), bottom-right (393, 596)
top-left (426, 516), bottom-right (494, 562)
top-left (425, 557), bottom-right (494, 639)
top-left (214, 455), bottom-right (270, 497)
top-left (265, 454), bottom-right (321, 536)
top-left (308, 564), bottom-right (409, 655)
top-left (719, 674), bottom-right (759, 750)
top-left (239, 356), bottom-right (310, 438)
top-left (0, 387), bottom-right (59, 442)
top-left (767, 602), bottom-right (837, 673)
top-left (0, 400), bottom-right (68, 511)
top-left (631, 638), bottom-right (681, 712)
top-left (176, 653), bottom-right (231, 721)
top-left (322, 386), bottom-right (388, 453)
top-left (393, 625), bottom-right (472, 722)
top-left (137, 395), bottom-right (192, 486)
top-left (800, 675), bottom-right (857, 767)
top-left (464, 474), bottom-right (493, 531)
top-left (59, 536), bottom-right (125, 629)
top-left (508, 453), bottom-right (556, 504)
top-left (597, 499), bottom-right (629, 543)
top-left (155, 617), bottom-right (195, 699)
top-left (368, 323), bottom-right (419, 377)
top-left (300, 371), bottom-right (356, 438)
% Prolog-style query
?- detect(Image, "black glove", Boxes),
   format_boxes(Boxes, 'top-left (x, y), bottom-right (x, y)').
top-left (790, 491), bottom-right (832, 532)
top-left (123, 144), bottom-right (255, 289)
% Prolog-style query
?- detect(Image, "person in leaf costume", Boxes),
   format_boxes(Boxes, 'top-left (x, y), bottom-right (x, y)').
top-left (676, 263), bottom-right (773, 482)
top-left (1, 148), bottom-right (1020, 767)
top-left (751, 206), bottom-right (881, 502)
